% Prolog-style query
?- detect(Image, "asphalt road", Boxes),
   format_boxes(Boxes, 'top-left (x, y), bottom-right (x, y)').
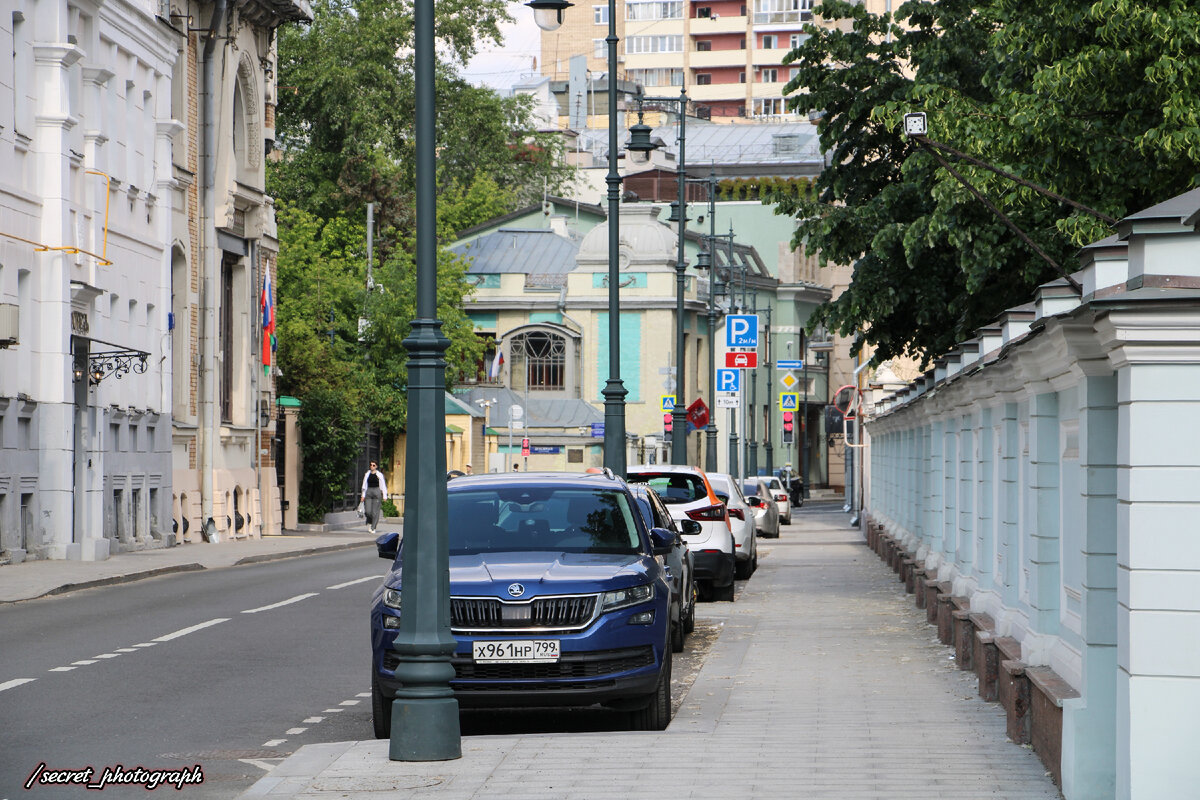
top-left (0, 544), bottom-right (735, 800)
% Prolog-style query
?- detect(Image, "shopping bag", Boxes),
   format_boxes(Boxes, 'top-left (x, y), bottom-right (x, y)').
top-left (356, 501), bottom-right (365, 518)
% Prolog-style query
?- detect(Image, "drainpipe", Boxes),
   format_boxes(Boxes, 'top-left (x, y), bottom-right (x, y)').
top-left (199, 0), bottom-right (227, 541)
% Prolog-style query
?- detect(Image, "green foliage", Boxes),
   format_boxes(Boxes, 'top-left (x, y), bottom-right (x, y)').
top-left (380, 498), bottom-right (399, 518)
top-left (778, 0), bottom-right (1200, 366)
top-left (296, 386), bottom-right (364, 523)
top-left (718, 177), bottom-right (813, 203)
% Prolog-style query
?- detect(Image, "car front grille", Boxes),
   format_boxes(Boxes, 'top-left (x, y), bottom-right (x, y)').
top-left (450, 595), bottom-right (598, 631)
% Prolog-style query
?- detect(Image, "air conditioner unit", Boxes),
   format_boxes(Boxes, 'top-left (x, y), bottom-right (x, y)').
top-left (0, 303), bottom-right (18, 347)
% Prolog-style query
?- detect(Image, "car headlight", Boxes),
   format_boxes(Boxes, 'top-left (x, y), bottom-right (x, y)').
top-left (601, 584), bottom-right (653, 612)
top-left (384, 588), bottom-right (402, 610)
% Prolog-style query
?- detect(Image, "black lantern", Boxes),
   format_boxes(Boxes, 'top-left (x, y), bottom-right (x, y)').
top-left (525, 0), bottom-right (573, 31)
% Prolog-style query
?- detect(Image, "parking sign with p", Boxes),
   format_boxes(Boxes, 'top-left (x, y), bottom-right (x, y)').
top-left (725, 314), bottom-right (759, 348)
top-left (716, 368), bottom-right (741, 394)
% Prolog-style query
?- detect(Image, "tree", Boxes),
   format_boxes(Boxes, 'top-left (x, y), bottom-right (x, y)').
top-left (778, 0), bottom-right (1200, 366)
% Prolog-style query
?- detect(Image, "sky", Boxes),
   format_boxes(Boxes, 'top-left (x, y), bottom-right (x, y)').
top-left (460, 4), bottom-right (544, 94)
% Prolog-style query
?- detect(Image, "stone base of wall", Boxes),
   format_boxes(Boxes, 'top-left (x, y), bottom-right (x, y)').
top-left (864, 522), bottom-right (1075, 792)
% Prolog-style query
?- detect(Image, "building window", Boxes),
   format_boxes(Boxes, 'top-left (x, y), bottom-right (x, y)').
top-left (753, 97), bottom-right (785, 116)
top-left (761, 34), bottom-right (777, 49)
top-left (753, 0), bottom-right (813, 25)
top-left (593, 38), bottom-right (606, 58)
top-left (626, 1), bottom-right (683, 20)
top-left (696, 6), bottom-right (711, 17)
top-left (628, 68), bottom-right (684, 87)
top-left (789, 33), bottom-right (808, 49)
top-left (593, 4), bottom-right (608, 23)
top-left (696, 73), bottom-right (712, 85)
top-left (760, 68), bottom-right (778, 83)
top-left (511, 331), bottom-right (567, 391)
top-left (738, 71), bottom-right (746, 83)
top-left (626, 35), bottom-right (684, 54)
top-left (220, 256), bottom-right (235, 423)
top-left (739, 37), bottom-right (746, 49)
top-left (696, 40), bottom-right (712, 52)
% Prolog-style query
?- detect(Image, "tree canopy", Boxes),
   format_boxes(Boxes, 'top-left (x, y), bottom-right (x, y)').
top-left (778, 0), bottom-right (1200, 366)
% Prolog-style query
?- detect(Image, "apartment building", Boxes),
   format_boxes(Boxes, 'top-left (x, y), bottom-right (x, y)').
top-left (540, 0), bottom-right (891, 120)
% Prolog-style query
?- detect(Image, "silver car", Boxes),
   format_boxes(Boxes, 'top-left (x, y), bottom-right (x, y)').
top-left (763, 475), bottom-right (792, 525)
top-left (706, 472), bottom-right (757, 580)
top-left (742, 478), bottom-right (780, 538)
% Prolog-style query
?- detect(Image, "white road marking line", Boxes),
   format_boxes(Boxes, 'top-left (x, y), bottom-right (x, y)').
top-left (302, 717), bottom-right (324, 724)
top-left (355, 692), bottom-right (371, 698)
top-left (322, 709), bottom-right (344, 713)
top-left (262, 739), bottom-right (286, 748)
top-left (133, 643), bottom-right (158, 648)
top-left (241, 593), bottom-right (319, 614)
top-left (286, 727), bottom-right (307, 735)
top-left (71, 660), bottom-right (98, 666)
top-left (93, 654), bottom-right (120, 659)
top-left (338, 700), bottom-right (361, 706)
top-left (0, 678), bottom-right (37, 692)
top-left (48, 667), bottom-right (76, 672)
top-left (239, 758), bottom-right (281, 773)
top-left (325, 576), bottom-right (379, 590)
top-left (116, 648), bottom-right (138, 653)
top-left (153, 618), bottom-right (231, 642)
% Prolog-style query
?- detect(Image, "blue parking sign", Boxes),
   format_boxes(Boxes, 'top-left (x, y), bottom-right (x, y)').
top-left (716, 368), bottom-right (741, 393)
top-left (725, 314), bottom-right (759, 348)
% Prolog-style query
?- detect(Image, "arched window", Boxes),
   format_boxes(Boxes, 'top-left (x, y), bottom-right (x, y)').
top-left (511, 331), bottom-right (566, 391)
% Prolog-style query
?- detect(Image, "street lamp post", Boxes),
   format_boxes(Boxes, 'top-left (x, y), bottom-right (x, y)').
top-left (388, 0), bottom-right (460, 762)
top-left (530, 0), bottom-right (626, 473)
top-left (688, 168), bottom-right (721, 472)
top-left (628, 90), bottom-right (688, 464)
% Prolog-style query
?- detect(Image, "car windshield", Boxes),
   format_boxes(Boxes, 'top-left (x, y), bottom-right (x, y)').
top-left (741, 481), bottom-right (759, 497)
top-left (448, 487), bottom-right (641, 556)
top-left (627, 472), bottom-right (707, 505)
top-left (707, 474), bottom-right (735, 503)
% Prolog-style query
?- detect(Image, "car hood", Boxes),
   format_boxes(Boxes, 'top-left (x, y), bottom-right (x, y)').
top-left (384, 551), bottom-right (653, 595)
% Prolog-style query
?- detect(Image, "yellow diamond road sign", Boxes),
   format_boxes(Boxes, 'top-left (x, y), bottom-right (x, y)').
top-left (780, 373), bottom-right (799, 390)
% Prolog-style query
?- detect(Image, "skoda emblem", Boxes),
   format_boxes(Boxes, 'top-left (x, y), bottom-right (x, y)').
top-left (507, 583), bottom-right (525, 598)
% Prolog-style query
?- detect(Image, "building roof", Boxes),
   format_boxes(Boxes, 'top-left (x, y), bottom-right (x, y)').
top-left (1122, 187), bottom-right (1200, 226)
top-left (454, 387), bottom-right (602, 431)
top-left (445, 393), bottom-right (483, 418)
top-left (451, 229), bottom-right (580, 279)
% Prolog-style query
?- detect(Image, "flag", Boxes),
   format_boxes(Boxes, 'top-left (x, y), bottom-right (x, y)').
top-left (487, 348), bottom-right (504, 380)
top-left (260, 267), bottom-right (275, 374)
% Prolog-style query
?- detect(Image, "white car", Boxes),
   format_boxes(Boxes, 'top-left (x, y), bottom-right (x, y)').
top-left (764, 476), bottom-right (791, 525)
top-left (626, 465), bottom-right (737, 602)
top-left (706, 473), bottom-right (758, 580)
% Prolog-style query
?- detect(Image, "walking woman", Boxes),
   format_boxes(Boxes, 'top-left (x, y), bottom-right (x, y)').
top-left (360, 461), bottom-right (388, 535)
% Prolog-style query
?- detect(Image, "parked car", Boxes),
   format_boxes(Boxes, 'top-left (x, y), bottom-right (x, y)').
top-left (763, 475), bottom-right (792, 524)
top-left (626, 465), bottom-right (737, 602)
top-left (742, 478), bottom-right (780, 538)
top-left (629, 483), bottom-right (697, 652)
top-left (371, 471), bottom-right (676, 737)
top-left (705, 472), bottom-right (757, 579)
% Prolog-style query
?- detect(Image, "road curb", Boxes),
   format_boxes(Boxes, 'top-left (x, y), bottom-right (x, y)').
top-left (27, 563), bottom-right (208, 602)
top-left (232, 540), bottom-right (375, 566)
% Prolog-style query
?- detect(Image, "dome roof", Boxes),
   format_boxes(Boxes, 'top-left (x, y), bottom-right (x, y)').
top-left (576, 205), bottom-right (677, 269)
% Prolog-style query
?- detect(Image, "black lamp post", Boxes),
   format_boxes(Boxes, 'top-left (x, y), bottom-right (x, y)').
top-left (627, 90), bottom-right (688, 464)
top-left (389, 0), bottom-right (460, 762)
top-left (529, 0), bottom-right (626, 473)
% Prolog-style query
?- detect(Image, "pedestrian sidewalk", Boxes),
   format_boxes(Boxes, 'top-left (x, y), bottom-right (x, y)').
top-left (239, 504), bottom-right (1062, 800)
top-left (0, 521), bottom-right (385, 604)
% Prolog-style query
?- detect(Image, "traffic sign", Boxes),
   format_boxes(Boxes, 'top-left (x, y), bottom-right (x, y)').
top-left (780, 392), bottom-right (799, 411)
top-left (687, 398), bottom-right (709, 429)
top-left (660, 395), bottom-right (676, 412)
top-left (521, 437), bottom-right (530, 457)
top-left (725, 314), bottom-right (759, 348)
top-left (725, 351), bottom-right (758, 369)
top-left (716, 368), bottom-right (741, 393)
top-left (716, 396), bottom-right (740, 409)
top-left (776, 359), bottom-right (804, 370)
top-left (780, 373), bottom-right (799, 390)
top-left (590, 422), bottom-right (605, 438)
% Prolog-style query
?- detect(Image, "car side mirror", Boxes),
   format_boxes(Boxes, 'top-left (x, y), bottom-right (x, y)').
top-left (746, 495), bottom-right (763, 507)
top-left (649, 527), bottom-right (675, 556)
top-left (376, 531), bottom-right (400, 560)
top-left (680, 519), bottom-right (702, 535)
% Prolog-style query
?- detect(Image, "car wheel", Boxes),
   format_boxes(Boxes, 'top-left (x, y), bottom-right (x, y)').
top-left (371, 671), bottom-right (391, 740)
top-left (629, 647), bottom-right (672, 731)
top-left (671, 616), bottom-right (685, 652)
top-left (683, 586), bottom-right (696, 634)
top-left (713, 579), bottom-right (735, 602)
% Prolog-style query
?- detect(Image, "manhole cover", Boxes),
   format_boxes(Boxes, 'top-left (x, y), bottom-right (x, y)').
top-left (312, 776), bottom-right (445, 791)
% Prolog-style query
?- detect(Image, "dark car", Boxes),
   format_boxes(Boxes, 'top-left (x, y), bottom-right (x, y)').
top-left (628, 483), bottom-right (697, 653)
top-left (371, 471), bottom-right (676, 736)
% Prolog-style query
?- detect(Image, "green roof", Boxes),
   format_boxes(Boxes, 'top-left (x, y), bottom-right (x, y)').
top-left (445, 424), bottom-right (464, 434)
top-left (277, 396), bottom-right (302, 407)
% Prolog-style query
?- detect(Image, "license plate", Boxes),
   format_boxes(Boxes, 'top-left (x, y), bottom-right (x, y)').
top-left (472, 640), bottom-right (560, 663)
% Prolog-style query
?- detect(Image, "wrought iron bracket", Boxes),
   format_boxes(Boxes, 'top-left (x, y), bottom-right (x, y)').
top-left (82, 349), bottom-right (149, 384)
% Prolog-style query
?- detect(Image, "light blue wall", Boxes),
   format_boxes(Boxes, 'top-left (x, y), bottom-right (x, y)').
top-left (596, 311), bottom-right (641, 403)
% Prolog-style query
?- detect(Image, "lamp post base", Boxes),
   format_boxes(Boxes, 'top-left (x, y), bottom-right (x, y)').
top-left (389, 695), bottom-right (461, 761)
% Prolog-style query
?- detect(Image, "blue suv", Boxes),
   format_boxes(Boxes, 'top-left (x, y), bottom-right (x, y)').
top-left (371, 471), bottom-right (676, 735)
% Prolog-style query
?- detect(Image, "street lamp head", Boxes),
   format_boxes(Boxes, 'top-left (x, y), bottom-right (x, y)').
top-left (666, 199), bottom-right (687, 223)
top-left (696, 249), bottom-right (712, 270)
top-left (525, 0), bottom-right (573, 31)
top-left (626, 101), bottom-right (658, 159)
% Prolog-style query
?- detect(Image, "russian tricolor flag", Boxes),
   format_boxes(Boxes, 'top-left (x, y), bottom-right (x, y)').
top-left (261, 267), bottom-right (275, 374)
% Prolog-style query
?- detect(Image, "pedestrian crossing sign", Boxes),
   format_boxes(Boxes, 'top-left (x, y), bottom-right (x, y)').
top-left (661, 395), bottom-right (677, 412)
top-left (779, 392), bottom-right (799, 411)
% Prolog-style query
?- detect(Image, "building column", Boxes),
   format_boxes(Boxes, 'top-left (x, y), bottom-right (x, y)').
top-left (1028, 391), bottom-right (1061, 634)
